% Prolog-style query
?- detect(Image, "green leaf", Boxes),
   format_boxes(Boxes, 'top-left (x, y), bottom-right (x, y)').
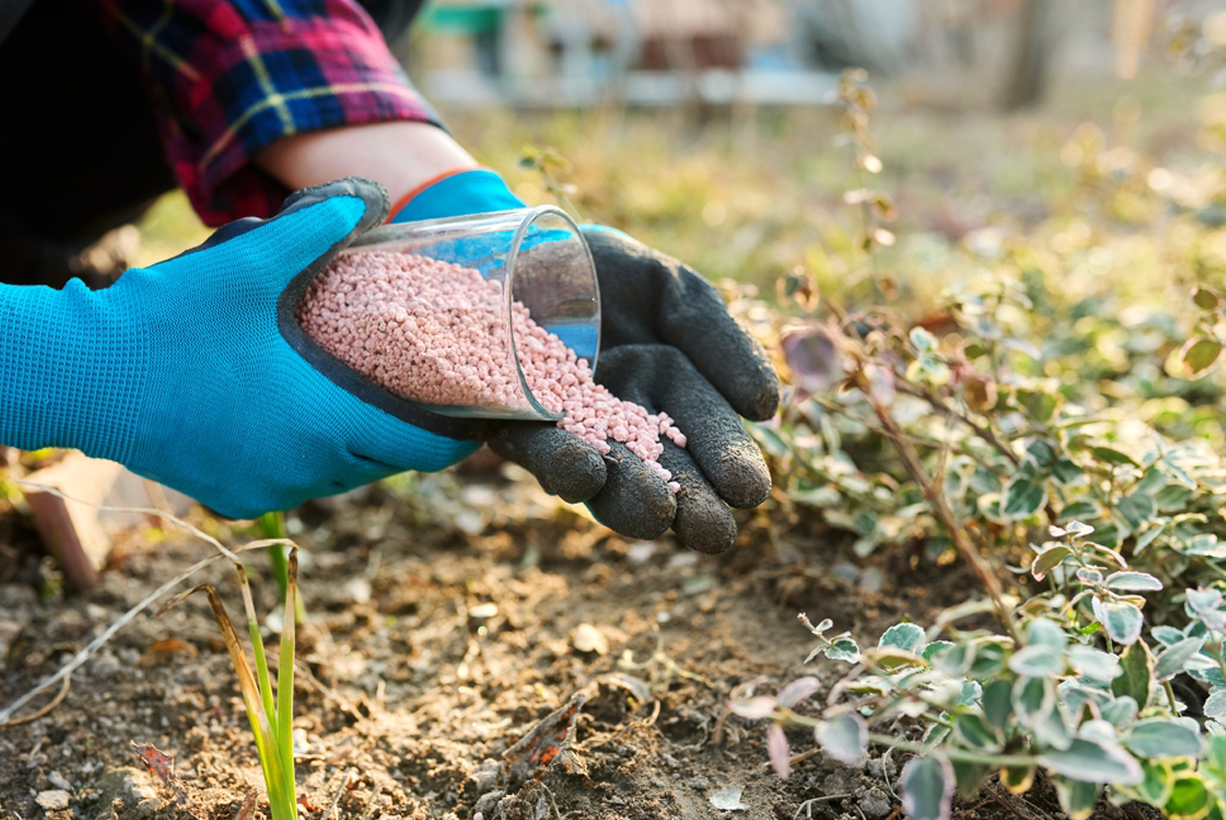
top-left (1126, 761), bottom-right (1174, 808)
top-left (1114, 493), bottom-right (1156, 533)
top-left (824, 637), bottom-right (861, 663)
top-left (969, 640), bottom-right (1009, 678)
top-left (1033, 702), bottom-right (1074, 751)
top-left (910, 326), bottom-right (938, 352)
top-left (1002, 476), bottom-right (1047, 520)
top-left (1134, 524), bottom-right (1165, 554)
top-left (749, 423), bottom-right (791, 458)
top-left (982, 679), bottom-right (1013, 731)
top-left (1010, 644), bottom-right (1066, 677)
top-left (1028, 617), bottom-right (1069, 650)
top-left (1193, 284), bottom-right (1223, 312)
top-left (1124, 719), bottom-right (1202, 760)
top-left (1101, 696), bottom-right (1138, 729)
top-left (1154, 638), bottom-right (1206, 681)
top-left (1111, 641), bottom-right (1151, 710)
top-left (1105, 571), bottom-right (1163, 592)
top-left (955, 680), bottom-right (982, 708)
top-left (1203, 733), bottom-right (1226, 780)
top-left (951, 759), bottom-right (993, 798)
top-left (1000, 765), bottom-right (1034, 795)
top-left (1059, 680), bottom-right (1111, 715)
top-left (921, 640), bottom-right (956, 663)
top-left (1058, 500), bottom-right (1102, 522)
top-left (879, 622), bottom-right (925, 654)
top-left (1032, 546), bottom-right (1071, 581)
top-left (816, 711), bottom-right (867, 765)
top-left (929, 641), bottom-right (972, 677)
top-left (1093, 598), bottom-right (1144, 645)
top-left (1037, 737), bottom-right (1143, 785)
top-left (1067, 646), bottom-right (1121, 682)
top-left (1182, 336), bottom-right (1223, 378)
top-left (1064, 520), bottom-right (1097, 538)
top-left (1013, 675), bottom-right (1055, 728)
top-left (952, 712), bottom-right (1000, 752)
top-left (1052, 457), bottom-right (1084, 484)
top-left (900, 754), bottom-right (954, 820)
top-left (1165, 777), bottom-right (1214, 820)
top-left (1135, 466), bottom-right (1169, 495)
top-left (1050, 775), bottom-right (1101, 820)
top-left (1089, 446), bottom-right (1140, 468)
top-left (1026, 438), bottom-right (1058, 471)
top-left (1183, 534), bottom-right (1226, 558)
top-left (1152, 625), bottom-right (1187, 646)
top-left (1202, 689), bottom-right (1226, 722)
top-left (1153, 484), bottom-right (1194, 511)
top-left (1018, 388), bottom-right (1059, 422)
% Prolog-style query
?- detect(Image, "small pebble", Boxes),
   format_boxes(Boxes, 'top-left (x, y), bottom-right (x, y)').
top-left (35, 790), bottom-right (70, 810)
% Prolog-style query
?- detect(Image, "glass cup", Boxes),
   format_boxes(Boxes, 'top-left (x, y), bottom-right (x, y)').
top-left (308, 205), bottom-right (600, 421)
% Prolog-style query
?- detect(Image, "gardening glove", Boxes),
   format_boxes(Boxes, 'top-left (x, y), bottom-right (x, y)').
top-left (0, 177), bottom-right (484, 520)
top-left (394, 170), bottom-right (780, 553)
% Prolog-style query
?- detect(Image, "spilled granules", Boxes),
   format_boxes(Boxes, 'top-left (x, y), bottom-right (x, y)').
top-left (298, 250), bottom-right (685, 490)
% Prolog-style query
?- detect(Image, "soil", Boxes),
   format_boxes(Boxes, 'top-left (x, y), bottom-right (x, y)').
top-left (0, 453), bottom-right (1165, 820)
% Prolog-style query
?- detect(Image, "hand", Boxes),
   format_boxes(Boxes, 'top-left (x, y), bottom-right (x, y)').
top-left (0, 178), bottom-right (483, 519)
top-left (392, 169), bottom-right (780, 552)
top-left (488, 229), bottom-right (779, 553)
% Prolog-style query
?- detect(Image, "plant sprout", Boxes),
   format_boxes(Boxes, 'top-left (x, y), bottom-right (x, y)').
top-left (158, 548), bottom-right (301, 820)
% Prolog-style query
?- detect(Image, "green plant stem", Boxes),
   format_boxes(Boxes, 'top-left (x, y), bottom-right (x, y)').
top-left (811, 396), bottom-right (1012, 479)
top-left (261, 511), bottom-right (305, 623)
top-left (774, 706), bottom-right (1036, 768)
top-left (276, 550), bottom-right (299, 820)
top-left (1163, 679), bottom-right (1181, 714)
top-left (869, 395), bottom-right (1023, 644)
top-left (893, 383), bottom-right (1021, 468)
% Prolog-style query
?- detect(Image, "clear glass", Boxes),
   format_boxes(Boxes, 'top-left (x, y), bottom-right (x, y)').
top-left (327, 205), bottom-right (600, 421)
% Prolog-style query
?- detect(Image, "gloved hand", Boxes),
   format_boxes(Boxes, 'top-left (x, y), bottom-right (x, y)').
top-left (0, 178), bottom-right (483, 519)
top-left (394, 170), bottom-right (780, 553)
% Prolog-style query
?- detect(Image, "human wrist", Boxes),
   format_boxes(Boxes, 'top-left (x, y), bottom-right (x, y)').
top-left (254, 121), bottom-right (480, 211)
top-left (390, 168), bottom-right (526, 222)
top-left (0, 281), bottom-right (144, 463)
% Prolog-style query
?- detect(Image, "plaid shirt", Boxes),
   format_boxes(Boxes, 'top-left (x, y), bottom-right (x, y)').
top-left (92, 0), bottom-right (437, 225)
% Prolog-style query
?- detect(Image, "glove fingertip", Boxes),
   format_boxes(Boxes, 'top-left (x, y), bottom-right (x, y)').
top-left (740, 371), bottom-right (782, 423)
top-left (586, 447), bottom-right (676, 540)
top-left (672, 493), bottom-right (739, 554)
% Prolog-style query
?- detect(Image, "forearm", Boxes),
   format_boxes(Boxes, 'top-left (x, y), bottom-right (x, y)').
top-left (90, 0), bottom-right (443, 224)
top-left (0, 281), bottom-right (142, 461)
top-left (255, 121), bottom-right (478, 209)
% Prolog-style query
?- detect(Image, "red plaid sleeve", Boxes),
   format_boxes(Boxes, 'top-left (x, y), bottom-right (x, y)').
top-left (92, 0), bottom-right (438, 225)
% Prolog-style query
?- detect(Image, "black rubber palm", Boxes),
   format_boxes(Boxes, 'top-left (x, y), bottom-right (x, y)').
top-left (488, 228), bottom-right (779, 553)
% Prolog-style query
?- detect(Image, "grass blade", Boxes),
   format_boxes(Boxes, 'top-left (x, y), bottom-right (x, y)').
top-left (193, 585), bottom-right (283, 805)
top-left (277, 548), bottom-right (299, 819)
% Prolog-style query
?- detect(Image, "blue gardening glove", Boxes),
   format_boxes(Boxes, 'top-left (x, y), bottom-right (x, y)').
top-left (0, 178), bottom-right (483, 519)
top-left (395, 170), bottom-right (780, 553)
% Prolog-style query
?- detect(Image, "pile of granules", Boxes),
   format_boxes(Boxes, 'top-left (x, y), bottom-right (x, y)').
top-left (297, 249), bottom-right (686, 491)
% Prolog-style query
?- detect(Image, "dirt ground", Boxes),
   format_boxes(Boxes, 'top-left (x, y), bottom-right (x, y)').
top-left (0, 452), bottom-right (1164, 820)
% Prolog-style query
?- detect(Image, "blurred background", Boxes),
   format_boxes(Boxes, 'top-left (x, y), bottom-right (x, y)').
top-left (137, 0), bottom-right (1226, 317)
top-left (405, 0), bottom-right (1132, 111)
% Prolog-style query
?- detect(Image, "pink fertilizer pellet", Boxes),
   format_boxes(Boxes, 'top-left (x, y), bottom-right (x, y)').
top-left (296, 249), bottom-right (686, 490)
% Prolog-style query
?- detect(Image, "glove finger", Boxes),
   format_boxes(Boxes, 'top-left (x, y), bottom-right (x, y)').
top-left (487, 422), bottom-right (607, 503)
top-left (655, 441), bottom-right (739, 554)
top-left (596, 345), bottom-right (772, 509)
top-left (584, 228), bottom-right (780, 421)
top-left (585, 441), bottom-right (676, 540)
